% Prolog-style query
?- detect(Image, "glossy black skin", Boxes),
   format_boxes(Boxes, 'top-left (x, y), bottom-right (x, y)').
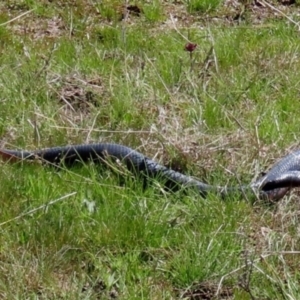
top-left (2, 144), bottom-right (300, 201)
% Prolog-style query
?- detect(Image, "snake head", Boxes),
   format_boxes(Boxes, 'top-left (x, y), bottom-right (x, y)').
top-left (259, 187), bottom-right (290, 203)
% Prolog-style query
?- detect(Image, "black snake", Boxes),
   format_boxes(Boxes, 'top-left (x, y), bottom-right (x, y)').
top-left (0, 143), bottom-right (300, 201)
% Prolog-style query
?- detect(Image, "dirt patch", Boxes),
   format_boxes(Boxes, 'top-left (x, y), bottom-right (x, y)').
top-left (52, 73), bottom-right (108, 113)
top-left (177, 281), bottom-right (234, 299)
top-left (11, 15), bottom-right (66, 40)
top-left (82, 279), bottom-right (119, 299)
top-left (223, 0), bottom-right (299, 25)
top-left (2, 0), bottom-right (298, 42)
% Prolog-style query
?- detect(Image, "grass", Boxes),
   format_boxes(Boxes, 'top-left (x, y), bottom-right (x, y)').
top-left (1, 0), bottom-right (300, 298)
top-left (185, 0), bottom-right (223, 13)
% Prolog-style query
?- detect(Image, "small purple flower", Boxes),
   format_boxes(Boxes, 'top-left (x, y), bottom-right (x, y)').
top-left (184, 43), bottom-right (197, 52)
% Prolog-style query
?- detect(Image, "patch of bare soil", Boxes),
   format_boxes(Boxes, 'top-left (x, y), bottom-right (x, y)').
top-left (223, 0), bottom-right (299, 25)
top-left (9, 13), bottom-right (66, 40)
top-left (82, 279), bottom-right (119, 299)
top-left (177, 281), bottom-right (234, 300)
top-left (162, 0), bottom-right (300, 29)
top-left (2, 0), bottom-right (299, 42)
top-left (1, 1), bottom-right (78, 40)
top-left (52, 73), bottom-right (107, 113)
top-left (120, 4), bottom-right (143, 20)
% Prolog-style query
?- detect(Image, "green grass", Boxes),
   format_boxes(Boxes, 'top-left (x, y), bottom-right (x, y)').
top-left (1, 0), bottom-right (300, 298)
top-left (185, 0), bottom-right (223, 13)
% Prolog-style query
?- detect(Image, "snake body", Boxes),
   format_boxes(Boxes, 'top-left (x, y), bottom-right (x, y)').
top-left (1, 143), bottom-right (300, 201)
